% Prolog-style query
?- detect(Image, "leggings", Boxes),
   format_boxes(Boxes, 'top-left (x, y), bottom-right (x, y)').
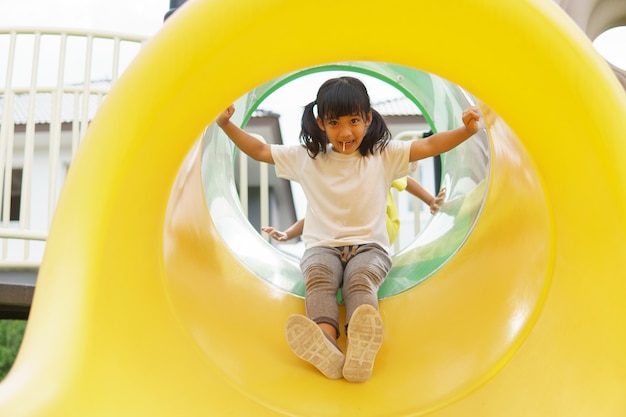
top-left (299, 244), bottom-right (392, 339)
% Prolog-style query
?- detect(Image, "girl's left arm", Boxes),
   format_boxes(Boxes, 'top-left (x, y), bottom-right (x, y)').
top-left (405, 177), bottom-right (446, 214)
top-left (409, 106), bottom-right (480, 162)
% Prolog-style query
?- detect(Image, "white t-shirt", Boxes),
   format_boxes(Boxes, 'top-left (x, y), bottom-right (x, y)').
top-left (271, 141), bottom-right (415, 253)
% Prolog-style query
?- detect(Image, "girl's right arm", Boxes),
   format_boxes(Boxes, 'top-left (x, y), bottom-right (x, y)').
top-left (261, 218), bottom-right (305, 242)
top-left (216, 105), bottom-right (274, 164)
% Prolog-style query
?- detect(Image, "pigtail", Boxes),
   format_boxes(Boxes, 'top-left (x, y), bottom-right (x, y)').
top-left (299, 101), bottom-right (327, 158)
top-left (360, 109), bottom-right (391, 156)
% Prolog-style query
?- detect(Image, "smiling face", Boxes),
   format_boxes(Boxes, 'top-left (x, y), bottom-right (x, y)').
top-left (317, 111), bottom-right (372, 154)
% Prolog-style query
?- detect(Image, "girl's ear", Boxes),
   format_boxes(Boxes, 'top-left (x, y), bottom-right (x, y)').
top-left (316, 117), bottom-right (325, 131)
top-left (365, 111), bottom-right (373, 127)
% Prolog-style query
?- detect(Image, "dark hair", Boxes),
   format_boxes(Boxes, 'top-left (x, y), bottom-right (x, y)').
top-left (299, 76), bottom-right (391, 158)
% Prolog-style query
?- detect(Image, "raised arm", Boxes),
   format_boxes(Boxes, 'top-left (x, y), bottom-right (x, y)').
top-left (216, 105), bottom-right (274, 164)
top-left (409, 106), bottom-right (480, 162)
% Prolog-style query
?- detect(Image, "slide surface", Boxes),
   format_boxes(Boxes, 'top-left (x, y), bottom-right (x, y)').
top-left (1, 0), bottom-right (626, 416)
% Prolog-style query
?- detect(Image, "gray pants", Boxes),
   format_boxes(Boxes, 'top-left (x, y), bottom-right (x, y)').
top-left (300, 244), bottom-right (392, 339)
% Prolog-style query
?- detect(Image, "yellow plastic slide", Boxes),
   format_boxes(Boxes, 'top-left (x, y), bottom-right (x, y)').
top-left (1, 0), bottom-right (625, 415)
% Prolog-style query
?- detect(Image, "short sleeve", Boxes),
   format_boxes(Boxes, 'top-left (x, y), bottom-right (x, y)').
top-left (271, 144), bottom-right (303, 181)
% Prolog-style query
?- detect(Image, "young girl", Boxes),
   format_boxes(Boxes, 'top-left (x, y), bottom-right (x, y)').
top-left (217, 76), bottom-right (480, 382)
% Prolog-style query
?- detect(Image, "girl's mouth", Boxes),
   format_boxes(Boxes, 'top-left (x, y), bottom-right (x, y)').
top-left (341, 140), bottom-right (354, 152)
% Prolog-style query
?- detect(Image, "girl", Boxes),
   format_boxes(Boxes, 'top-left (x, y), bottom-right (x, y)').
top-left (216, 76), bottom-right (480, 382)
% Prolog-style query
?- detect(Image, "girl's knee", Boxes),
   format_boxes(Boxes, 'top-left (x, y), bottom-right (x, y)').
top-left (344, 268), bottom-right (384, 292)
top-left (304, 264), bottom-right (339, 292)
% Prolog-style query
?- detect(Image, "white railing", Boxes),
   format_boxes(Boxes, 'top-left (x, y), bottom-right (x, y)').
top-left (0, 28), bottom-right (147, 267)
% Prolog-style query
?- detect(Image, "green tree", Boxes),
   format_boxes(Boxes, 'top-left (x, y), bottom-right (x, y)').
top-left (0, 320), bottom-right (27, 381)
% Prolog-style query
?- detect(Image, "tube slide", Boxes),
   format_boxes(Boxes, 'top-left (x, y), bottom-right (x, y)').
top-left (1, 0), bottom-right (625, 416)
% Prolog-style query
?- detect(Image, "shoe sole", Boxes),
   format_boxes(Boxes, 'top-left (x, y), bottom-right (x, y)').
top-left (285, 314), bottom-right (345, 379)
top-left (343, 304), bottom-right (384, 383)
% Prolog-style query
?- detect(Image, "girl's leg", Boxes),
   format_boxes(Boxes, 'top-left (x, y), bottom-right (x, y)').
top-left (284, 246), bottom-right (345, 379)
top-left (341, 244), bottom-right (391, 383)
top-left (300, 246), bottom-right (344, 338)
top-left (342, 244), bottom-right (391, 324)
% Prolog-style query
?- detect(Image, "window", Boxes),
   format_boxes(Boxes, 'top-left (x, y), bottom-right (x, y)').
top-left (1, 169), bottom-right (22, 222)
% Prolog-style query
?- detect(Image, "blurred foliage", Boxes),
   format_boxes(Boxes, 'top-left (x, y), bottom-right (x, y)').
top-left (0, 320), bottom-right (27, 381)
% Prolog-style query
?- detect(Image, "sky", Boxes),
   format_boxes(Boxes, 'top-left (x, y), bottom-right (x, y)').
top-left (593, 27), bottom-right (626, 70)
top-left (0, 0), bottom-right (170, 37)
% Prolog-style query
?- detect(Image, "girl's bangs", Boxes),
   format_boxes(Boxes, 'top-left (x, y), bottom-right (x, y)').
top-left (320, 85), bottom-right (369, 120)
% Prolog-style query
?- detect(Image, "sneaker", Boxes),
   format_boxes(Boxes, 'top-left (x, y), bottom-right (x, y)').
top-left (285, 314), bottom-right (345, 379)
top-left (342, 304), bottom-right (384, 383)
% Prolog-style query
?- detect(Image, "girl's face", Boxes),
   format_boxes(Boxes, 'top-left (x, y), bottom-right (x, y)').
top-left (317, 112), bottom-right (372, 154)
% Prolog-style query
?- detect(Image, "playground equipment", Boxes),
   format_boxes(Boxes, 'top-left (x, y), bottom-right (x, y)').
top-left (0, 0), bottom-right (625, 415)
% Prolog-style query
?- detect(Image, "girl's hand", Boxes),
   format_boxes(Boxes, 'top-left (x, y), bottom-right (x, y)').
top-left (261, 226), bottom-right (288, 242)
top-left (216, 105), bottom-right (235, 128)
top-left (462, 106), bottom-right (481, 134)
top-left (429, 187), bottom-right (446, 214)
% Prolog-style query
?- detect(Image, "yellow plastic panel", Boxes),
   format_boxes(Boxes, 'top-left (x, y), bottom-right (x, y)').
top-left (0, 0), bottom-right (625, 416)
